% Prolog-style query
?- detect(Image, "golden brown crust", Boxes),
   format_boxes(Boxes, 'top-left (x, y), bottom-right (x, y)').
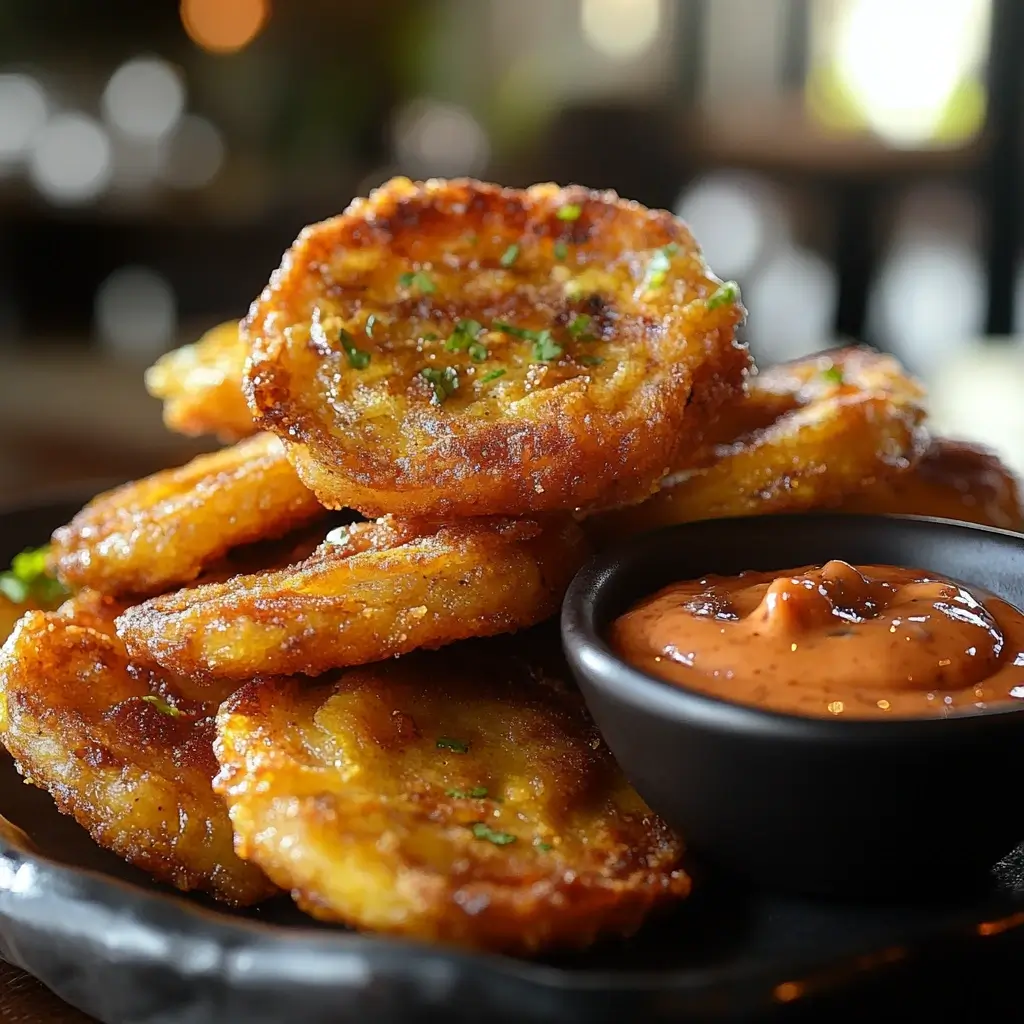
top-left (244, 176), bottom-right (750, 517)
top-left (585, 347), bottom-right (928, 542)
top-left (214, 633), bottom-right (689, 953)
top-left (50, 433), bottom-right (325, 597)
top-left (840, 437), bottom-right (1024, 530)
top-left (145, 321), bottom-right (255, 441)
top-left (0, 600), bottom-right (275, 906)
top-left (116, 515), bottom-right (590, 680)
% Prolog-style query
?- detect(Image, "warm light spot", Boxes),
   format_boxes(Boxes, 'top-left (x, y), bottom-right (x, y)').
top-left (181, 0), bottom-right (269, 54)
top-left (581, 0), bottom-right (661, 60)
top-left (773, 981), bottom-right (803, 1003)
top-left (876, 699), bottom-right (890, 710)
top-left (939, 658), bottom-right (952, 667)
top-left (827, 701), bottom-right (844, 715)
top-left (790, 643), bottom-right (798, 652)
top-left (978, 911), bottom-right (1024, 936)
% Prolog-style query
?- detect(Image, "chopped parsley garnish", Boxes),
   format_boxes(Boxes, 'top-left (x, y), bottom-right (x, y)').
top-left (421, 367), bottom-right (459, 404)
top-left (339, 329), bottom-right (371, 369)
top-left (471, 822), bottom-right (517, 846)
top-left (556, 203), bottom-right (582, 222)
top-left (325, 526), bottom-right (350, 546)
top-left (532, 330), bottom-right (563, 362)
top-left (468, 342), bottom-right (488, 362)
top-left (642, 243), bottom-right (680, 291)
top-left (493, 321), bottom-right (563, 362)
top-left (567, 313), bottom-right (594, 340)
top-left (446, 786), bottom-right (489, 799)
top-left (479, 368), bottom-right (506, 384)
top-left (141, 695), bottom-right (184, 718)
top-left (533, 839), bottom-right (553, 852)
top-left (553, 241), bottom-right (568, 261)
top-left (492, 321), bottom-right (532, 340)
top-left (500, 244), bottom-right (520, 268)
top-left (706, 280), bottom-right (740, 310)
top-left (421, 331), bottom-right (440, 341)
top-left (578, 355), bottom-right (604, 367)
top-left (821, 365), bottom-right (844, 386)
top-left (0, 546), bottom-right (69, 607)
top-left (399, 270), bottom-right (436, 294)
top-left (365, 314), bottom-right (377, 337)
top-left (436, 736), bottom-right (469, 753)
top-left (445, 319), bottom-right (484, 353)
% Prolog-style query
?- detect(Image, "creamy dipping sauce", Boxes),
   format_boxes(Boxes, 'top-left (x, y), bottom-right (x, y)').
top-left (610, 560), bottom-right (1024, 719)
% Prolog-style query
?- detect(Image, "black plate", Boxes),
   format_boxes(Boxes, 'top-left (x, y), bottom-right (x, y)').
top-left (3, 498), bottom-right (1024, 1024)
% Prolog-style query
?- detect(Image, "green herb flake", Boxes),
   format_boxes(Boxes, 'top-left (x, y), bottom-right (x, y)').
top-left (421, 331), bottom-right (440, 341)
top-left (533, 839), bottom-right (553, 852)
top-left (445, 319), bottom-right (484, 353)
top-left (467, 342), bottom-right (488, 362)
top-left (532, 330), bottom-right (563, 362)
top-left (567, 313), bottom-right (594, 340)
top-left (579, 355), bottom-right (604, 367)
top-left (421, 367), bottom-right (459, 404)
top-left (399, 270), bottom-right (436, 294)
top-left (0, 546), bottom-right (69, 609)
top-left (821, 365), bottom-right (844, 386)
top-left (479, 368), bottom-right (506, 384)
top-left (492, 320), bottom-right (533, 340)
top-left (556, 203), bottom-right (582, 222)
top-left (446, 786), bottom-right (489, 799)
top-left (500, 243), bottom-right (520, 268)
top-left (436, 736), bottom-right (469, 753)
top-left (642, 243), bottom-right (680, 291)
top-left (339, 329), bottom-right (371, 370)
top-left (553, 241), bottom-right (568, 261)
top-left (364, 314), bottom-right (377, 337)
top-left (141, 694), bottom-right (185, 719)
top-left (706, 280), bottom-right (740, 311)
top-left (471, 822), bottom-right (517, 846)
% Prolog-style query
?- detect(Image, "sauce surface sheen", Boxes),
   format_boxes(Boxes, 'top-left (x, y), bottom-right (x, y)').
top-left (610, 560), bottom-right (1024, 719)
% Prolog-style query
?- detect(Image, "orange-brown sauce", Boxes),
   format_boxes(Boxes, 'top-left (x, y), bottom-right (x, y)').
top-left (610, 560), bottom-right (1024, 719)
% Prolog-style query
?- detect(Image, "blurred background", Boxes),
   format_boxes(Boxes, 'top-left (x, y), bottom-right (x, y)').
top-left (1, 0), bottom-right (1023, 499)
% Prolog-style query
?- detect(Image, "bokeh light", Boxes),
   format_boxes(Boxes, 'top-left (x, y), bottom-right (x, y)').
top-left (158, 114), bottom-right (226, 189)
top-left (830, 0), bottom-right (989, 146)
top-left (28, 113), bottom-right (112, 205)
top-left (581, 0), bottom-right (662, 61)
top-left (0, 74), bottom-right (47, 165)
top-left (391, 99), bottom-right (490, 178)
top-left (180, 0), bottom-right (269, 54)
top-left (744, 245), bottom-right (838, 363)
top-left (102, 57), bottom-right (185, 141)
top-left (675, 173), bottom-right (781, 281)
top-left (95, 266), bottom-right (177, 357)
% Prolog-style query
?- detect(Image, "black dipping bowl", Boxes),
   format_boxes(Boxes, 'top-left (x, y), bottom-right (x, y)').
top-left (561, 513), bottom-right (1024, 900)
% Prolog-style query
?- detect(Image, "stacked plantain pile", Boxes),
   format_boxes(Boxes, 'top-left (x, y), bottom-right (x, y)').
top-left (0, 178), bottom-right (1019, 954)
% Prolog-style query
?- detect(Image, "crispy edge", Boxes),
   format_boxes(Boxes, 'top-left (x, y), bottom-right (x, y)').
top-left (116, 515), bottom-right (591, 679)
top-left (585, 347), bottom-right (928, 542)
top-left (145, 321), bottom-right (255, 442)
top-left (245, 176), bottom-right (749, 517)
top-left (0, 609), bottom-right (276, 906)
top-left (50, 432), bottom-right (325, 596)
top-left (213, 650), bottom-right (690, 953)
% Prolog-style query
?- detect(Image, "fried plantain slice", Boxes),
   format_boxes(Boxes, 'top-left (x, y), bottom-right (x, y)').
top-left (117, 515), bottom-right (589, 680)
top-left (244, 176), bottom-right (749, 518)
top-left (585, 347), bottom-right (927, 542)
top-left (50, 432), bottom-right (326, 597)
top-left (839, 437), bottom-right (1024, 531)
top-left (145, 321), bottom-right (255, 442)
top-left (214, 632), bottom-right (689, 953)
top-left (0, 596), bottom-right (275, 906)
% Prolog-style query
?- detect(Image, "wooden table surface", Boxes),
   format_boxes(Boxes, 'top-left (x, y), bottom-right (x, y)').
top-left (0, 961), bottom-right (93, 1023)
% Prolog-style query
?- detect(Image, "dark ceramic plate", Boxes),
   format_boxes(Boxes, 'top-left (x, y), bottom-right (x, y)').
top-left (2, 498), bottom-right (1024, 1024)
